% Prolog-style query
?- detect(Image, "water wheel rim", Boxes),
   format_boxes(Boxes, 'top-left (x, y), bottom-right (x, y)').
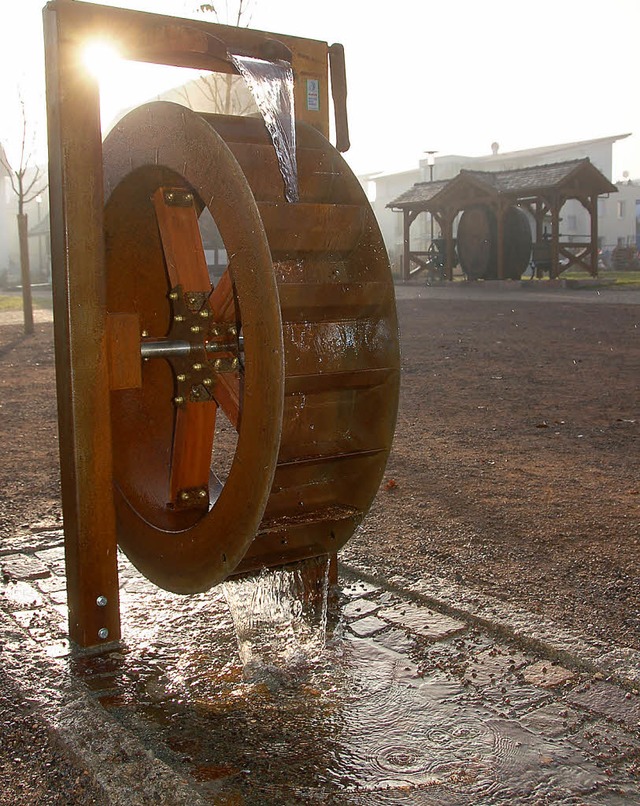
top-left (103, 102), bottom-right (284, 593)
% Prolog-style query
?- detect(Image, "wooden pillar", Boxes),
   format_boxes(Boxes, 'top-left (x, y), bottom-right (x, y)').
top-left (441, 211), bottom-right (454, 281)
top-left (402, 208), bottom-right (412, 282)
top-left (535, 200), bottom-right (544, 242)
top-left (589, 195), bottom-right (599, 277)
top-left (496, 202), bottom-right (505, 280)
top-left (44, 3), bottom-right (121, 648)
top-left (550, 196), bottom-right (561, 279)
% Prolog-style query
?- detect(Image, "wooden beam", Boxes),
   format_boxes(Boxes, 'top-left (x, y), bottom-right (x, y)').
top-left (44, 3), bottom-right (121, 648)
top-left (403, 208), bottom-right (412, 282)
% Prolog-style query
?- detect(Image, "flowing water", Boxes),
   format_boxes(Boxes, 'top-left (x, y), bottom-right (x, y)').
top-left (72, 555), bottom-right (640, 804)
top-left (229, 53), bottom-right (299, 203)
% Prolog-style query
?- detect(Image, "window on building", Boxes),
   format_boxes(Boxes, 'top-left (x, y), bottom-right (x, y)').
top-left (598, 198), bottom-right (607, 217)
top-left (617, 200), bottom-right (626, 219)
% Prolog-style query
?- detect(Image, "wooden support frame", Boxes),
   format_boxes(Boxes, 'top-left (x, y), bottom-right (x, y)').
top-left (390, 160), bottom-right (615, 283)
top-left (43, 0), bottom-right (335, 648)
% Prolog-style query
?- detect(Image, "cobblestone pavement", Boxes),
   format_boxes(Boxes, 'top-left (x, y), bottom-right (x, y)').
top-left (1, 525), bottom-right (639, 804)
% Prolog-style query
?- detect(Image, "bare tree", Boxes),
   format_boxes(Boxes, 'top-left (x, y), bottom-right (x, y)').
top-left (174, 1), bottom-right (257, 115)
top-left (0, 97), bottom-right (47, 335)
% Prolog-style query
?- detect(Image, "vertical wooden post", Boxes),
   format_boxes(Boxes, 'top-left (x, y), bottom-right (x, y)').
top-left (44, 3), bottom-right (121, 648)
top-left (496, 203), bottom-right (505, 280)
top-left (589, 195), bottom-right (599, 277)
top-left (550, 197), bottom-right (561, 280)
top-left (402, 209), bottom-right (411, 282)
top-left (444, 211), bottom-right (455, 281)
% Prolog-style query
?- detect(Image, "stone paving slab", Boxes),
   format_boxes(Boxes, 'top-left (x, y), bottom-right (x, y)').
top-left (0, 531), bottom-right (639, 803)
top-left (341, 556), bottom-right (640, 689)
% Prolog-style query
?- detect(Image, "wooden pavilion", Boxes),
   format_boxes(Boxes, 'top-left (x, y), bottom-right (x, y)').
top-left (388, 159), bottom-right (617, 281)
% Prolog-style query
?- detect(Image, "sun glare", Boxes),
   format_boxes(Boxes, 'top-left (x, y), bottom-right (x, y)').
top-left (82, 41), bottom-right (122, 80)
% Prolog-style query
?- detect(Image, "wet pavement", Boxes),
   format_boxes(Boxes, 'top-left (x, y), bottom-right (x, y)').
top-left (1, 526), bottom-right (639, 804)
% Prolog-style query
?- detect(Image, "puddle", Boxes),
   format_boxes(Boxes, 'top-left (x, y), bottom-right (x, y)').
top-left (62, 557), bottom-right (640, 804)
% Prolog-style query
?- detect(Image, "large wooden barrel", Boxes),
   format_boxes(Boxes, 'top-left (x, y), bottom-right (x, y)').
top-left (503, 206), bottom-right (532, 279)
top-left (457, 205), bottom-right (532, 280)
top-left (457, 206), bottom-right (496, 280)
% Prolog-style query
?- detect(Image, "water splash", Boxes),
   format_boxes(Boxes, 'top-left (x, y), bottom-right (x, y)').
top-left (222, 557), bottom-right (332, 686)
top-left (229, 53), bottom-right (299, 203)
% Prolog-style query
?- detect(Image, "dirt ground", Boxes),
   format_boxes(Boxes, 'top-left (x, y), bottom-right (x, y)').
top-left (1, 288), bottom-right (639, 655)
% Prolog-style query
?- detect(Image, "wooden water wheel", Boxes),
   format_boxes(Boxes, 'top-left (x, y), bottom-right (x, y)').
top-left (103, 102), bottom-right (400, 594)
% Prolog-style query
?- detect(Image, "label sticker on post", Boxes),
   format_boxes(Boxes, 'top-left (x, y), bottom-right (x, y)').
top-left (306, 78), bottom-right (320, 111)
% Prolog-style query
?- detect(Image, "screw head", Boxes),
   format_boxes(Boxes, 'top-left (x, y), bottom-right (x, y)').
top-left (200, 309), bottom-right (210, 318)
top-left (192, 363), bottom-right (204, 371)
top-left (229, 325), bottom-right (237, 336)
top-left (198, 489), bottom-right (207, 499)
top-left (96, 595), bottom-right (108, 607)
top-left (214, 359), bottom-right (222, 370)
top-left (177, 373), bottom-right (186, 382)
top-left (169, 291), bottom-right (178, 300)
top-left (174, 315), bottom-right (185, 322)
top-left (190, 325), bottom-right (201, 334)
top-left (202, 377), bottom-right (212, 386)
top-left (231, 358), bottom-right (239, 369)
top-left (141, 330), bottom-right (149, 338)
top-left (173, 396), bottom-right (185, 405)
top-left (98, 628), bottom-right (109, 640)
top-left (180, 491), bottom-right (190, 501)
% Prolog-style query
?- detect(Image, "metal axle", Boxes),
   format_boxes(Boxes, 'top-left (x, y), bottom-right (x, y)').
top-left (141, 337), bottom-right (244, 360)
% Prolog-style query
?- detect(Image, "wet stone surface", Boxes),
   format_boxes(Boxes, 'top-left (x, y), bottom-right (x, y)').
top-left (0, 542), bottom-right (639, 805)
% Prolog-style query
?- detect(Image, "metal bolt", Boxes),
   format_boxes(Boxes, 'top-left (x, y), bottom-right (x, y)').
top-left (231, 358), bottom-right (239, 369)
top-left (169, 291), bottom-right (178, 300)
top-left (202, 377), bottom-right (212, 386)
top-left (98, 628), bottom-right (109, 640)
top-left (166, 192), bottom-right (174, 201)
top-left (210, 327), bottom-right (220, 337)
top-left (177, 373), bottom-right (186, 382)
top-left (185, 193), bottom-right (193, 202)
top-left (180, 491), bottom-right (190, 501)
top-left (141, 330), bottom-right (149, 338)
top-left (96, 595), bottom-right (108, 607)
top-left (190, 325), bottom-right (201, 334)
top-left (174, 315), bottom-right (185, 322)
top-left (173, 396), bottom-right (185, 405)
top-left (229, 325), bottom-right (237, 336)
top-left (214, 359), bottom-right (222, 370)
top-left (192, 362), bottom-right (204, 371)
top-left (199, 309), bottom-right (210, 318)
top-left (198, 489), bottom-right (207, 498)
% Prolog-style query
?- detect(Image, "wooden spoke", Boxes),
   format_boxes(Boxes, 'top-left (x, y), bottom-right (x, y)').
top-left (213, 371), bottom-right (241, 430)
top-left (208, 268), bottom-right (236, 322)
top-left (152, 187), bottom-right (211, 291)
top-left (169, 400), bottom-right (218, 507)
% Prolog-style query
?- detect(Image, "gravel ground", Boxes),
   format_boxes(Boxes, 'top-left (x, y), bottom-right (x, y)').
top-left (0, 668), bottom-right (101, 805)
top-left (0, 283), bottom-right (639, 801)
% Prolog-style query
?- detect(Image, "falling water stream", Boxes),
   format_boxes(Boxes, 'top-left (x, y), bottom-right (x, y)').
top-left (229, 53), bottom-right (299, 203)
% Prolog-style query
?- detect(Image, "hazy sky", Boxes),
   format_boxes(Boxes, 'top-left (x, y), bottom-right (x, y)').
top-left (2, 0), bottom-right (638, 179)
